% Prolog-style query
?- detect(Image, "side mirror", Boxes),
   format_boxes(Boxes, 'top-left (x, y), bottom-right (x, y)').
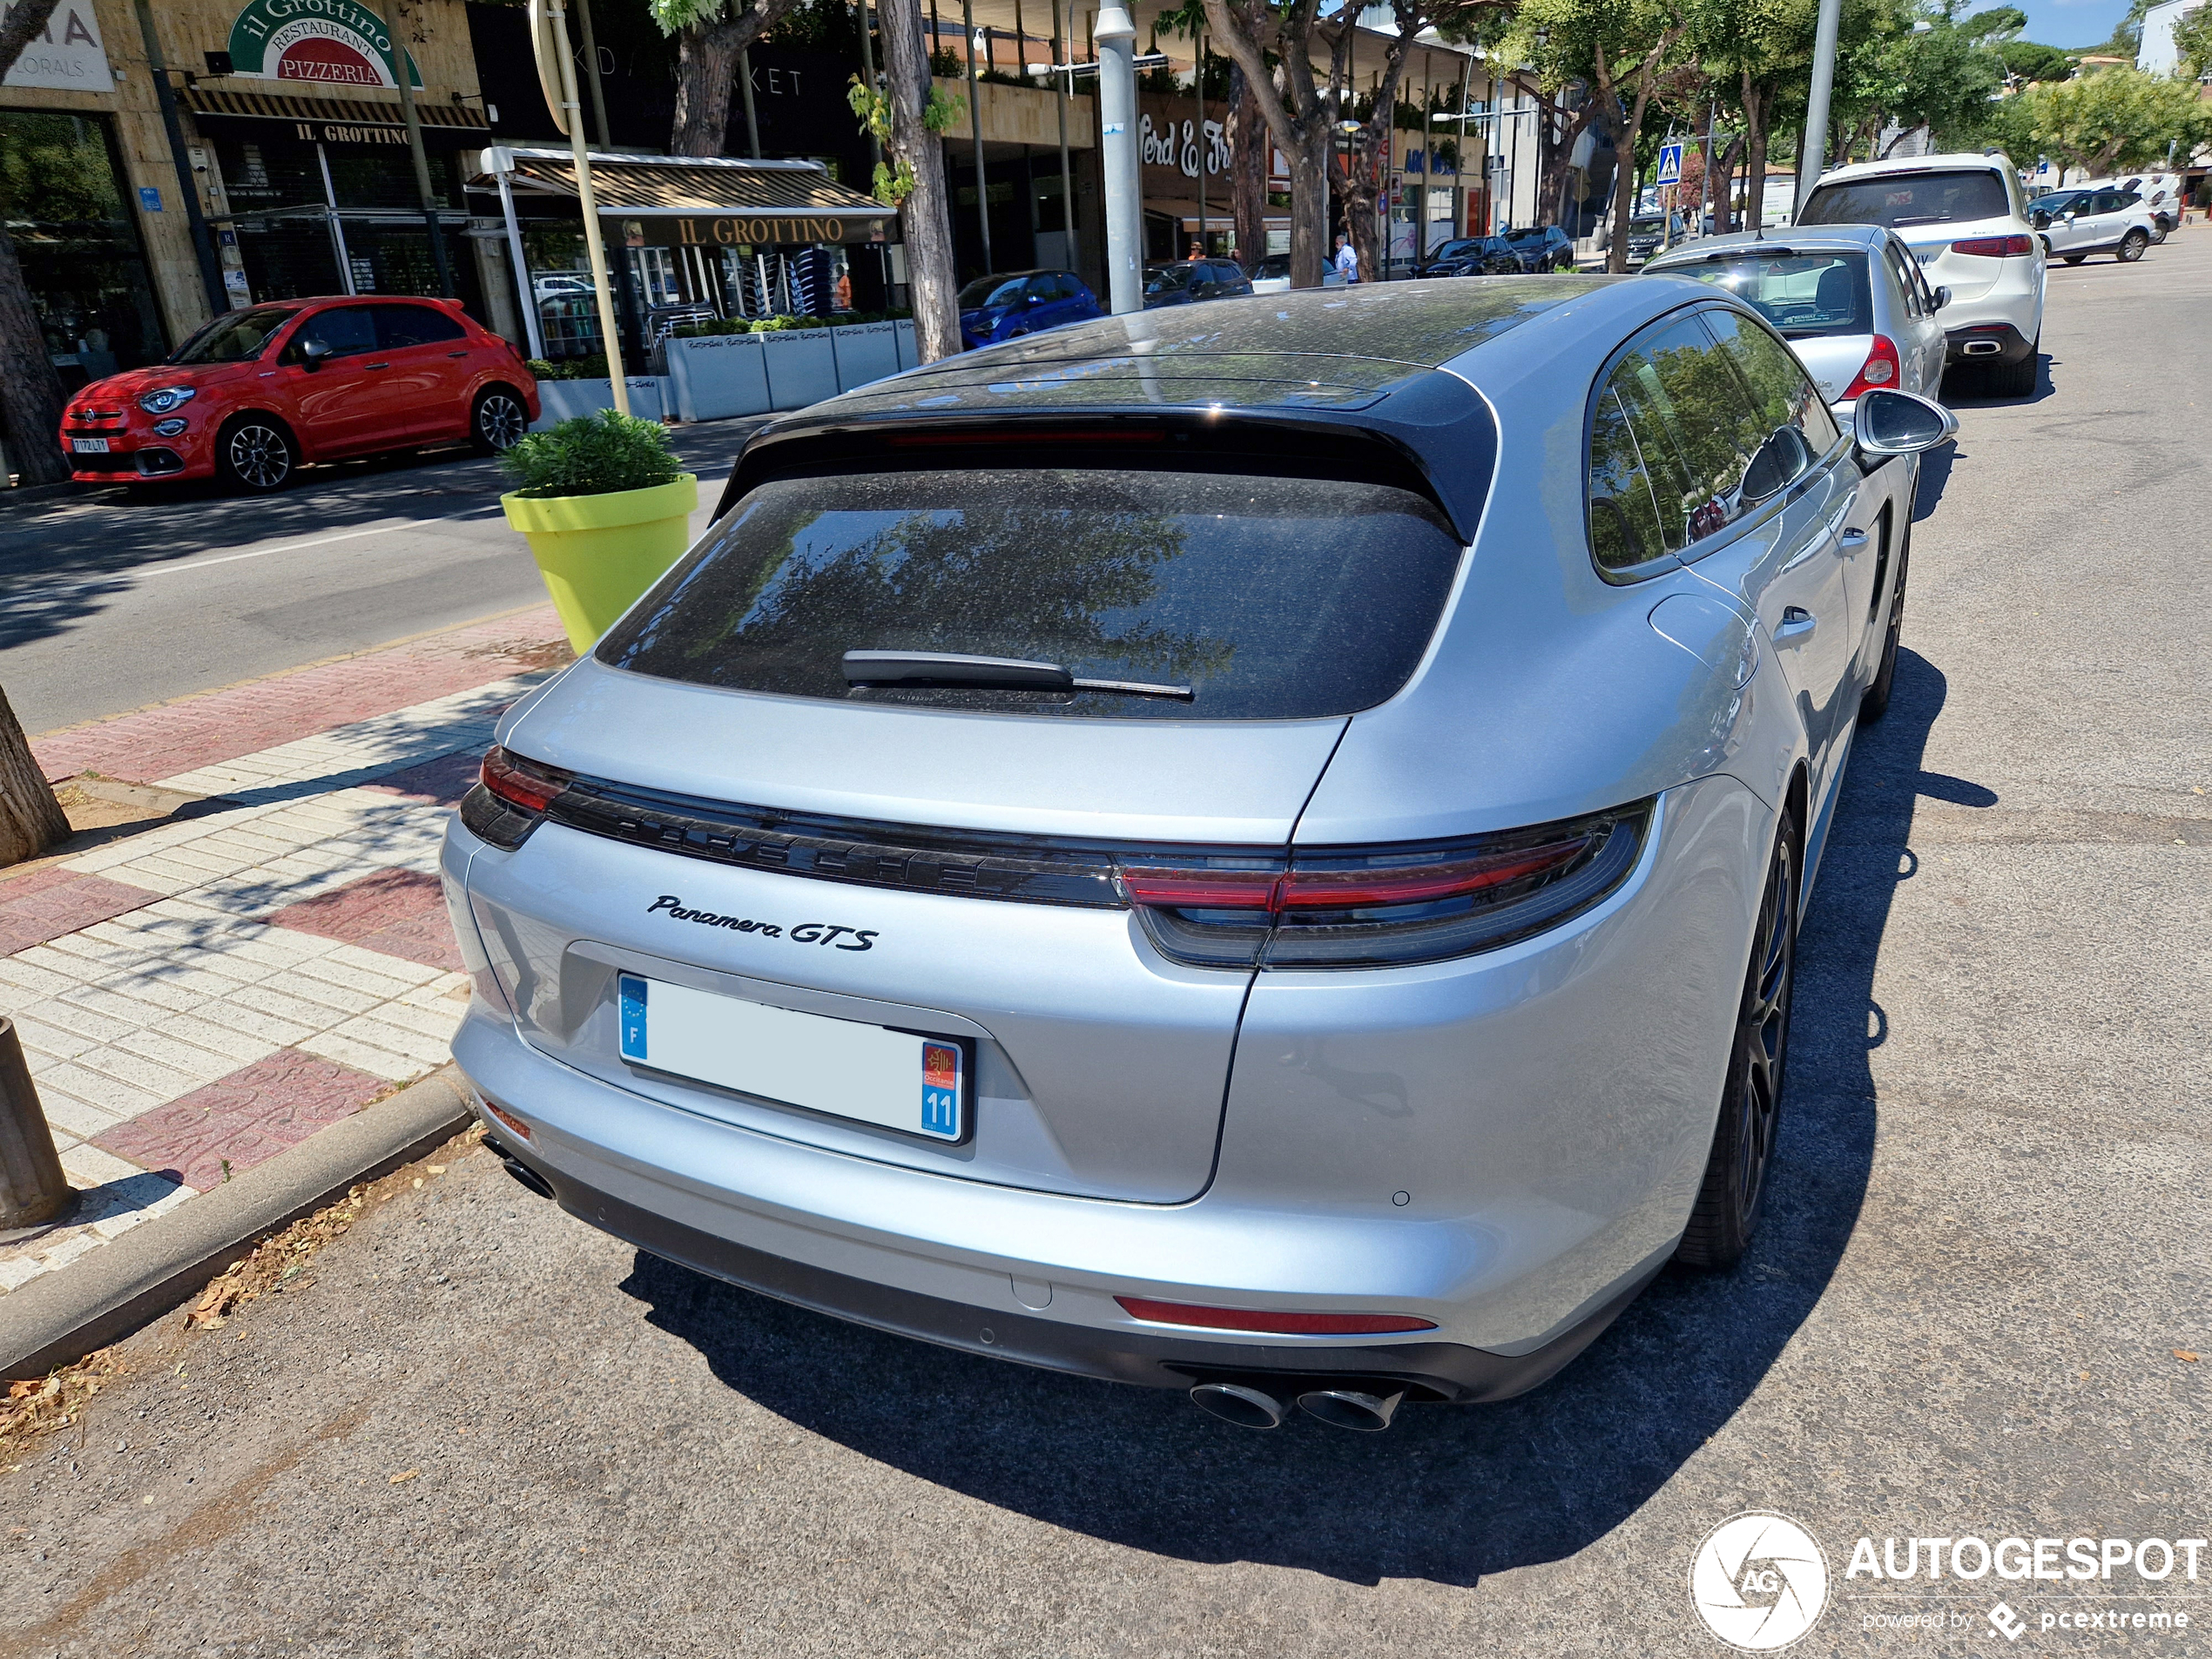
top-left (1854, 388), bottom-right (1959, 456)
top-left (1932, 285), bottom-right (1952, 311)
top-left (298, 336), bottom-right (332, 370)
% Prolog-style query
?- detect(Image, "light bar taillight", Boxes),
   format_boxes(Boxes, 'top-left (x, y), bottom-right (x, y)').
top-left (1841, 334), bottom-right (1901, 401)
top-left (461, 744), bottom-right (574, 849)
top-left (1950, 234), bottom-right (2033, 258)
top-left (1115, 1297), bottom-right (1437, 1335)
top-left (1116, 803), bottom-right (1650, 970)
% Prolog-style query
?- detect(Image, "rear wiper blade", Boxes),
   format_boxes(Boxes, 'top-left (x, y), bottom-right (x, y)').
top-left (841, 650), bottom-right (1193, 701)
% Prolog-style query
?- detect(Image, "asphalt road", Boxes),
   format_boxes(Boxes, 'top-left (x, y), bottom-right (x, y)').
top-left (0, 422), bottom-right (761, 738)
top-left (3, 239), bottom-right (2208, 1659)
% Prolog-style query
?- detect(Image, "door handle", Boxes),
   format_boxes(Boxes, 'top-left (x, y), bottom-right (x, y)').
top-left (365, 361), bottom-right (390, 370)
top-left (1775, 607), bottom-right (1817, 641)
top-left (1839, 529), bottom-right (1871, 550)
top-left (447, 350), bottom-right (470, 358)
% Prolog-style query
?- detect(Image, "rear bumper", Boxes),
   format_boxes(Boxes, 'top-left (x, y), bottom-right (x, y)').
top-left (1944, 320), bottom-right (2034, 365)
top-left (483, 1122), bottom-right (1661, 1401)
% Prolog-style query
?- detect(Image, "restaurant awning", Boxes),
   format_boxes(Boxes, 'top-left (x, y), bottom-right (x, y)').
top-left (183, 87), bottom-right (488, 144)
top-left (477, 146), bottom-right (896, 247)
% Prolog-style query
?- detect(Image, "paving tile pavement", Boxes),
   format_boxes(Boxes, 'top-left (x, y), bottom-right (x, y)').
top-left (0, 623), bottom-right (559, 1303)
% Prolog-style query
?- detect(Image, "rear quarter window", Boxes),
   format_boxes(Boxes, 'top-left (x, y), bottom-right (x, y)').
top-left (597, 468), bottom-right (1470, 721)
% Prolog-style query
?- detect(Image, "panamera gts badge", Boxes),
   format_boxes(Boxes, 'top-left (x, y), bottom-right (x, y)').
top-left (647, 894), bottom-right (877, 951)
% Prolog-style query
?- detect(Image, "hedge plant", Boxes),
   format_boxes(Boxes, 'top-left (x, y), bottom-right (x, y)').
top-left (499, 409), bottom-right (683, 499)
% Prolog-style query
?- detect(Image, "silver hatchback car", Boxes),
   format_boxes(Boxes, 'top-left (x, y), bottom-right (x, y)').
top-left (442, 280), bottom-right (1953, 1431)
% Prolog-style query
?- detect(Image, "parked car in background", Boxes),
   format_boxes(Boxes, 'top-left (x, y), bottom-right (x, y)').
top-left (1503, 225), bottom-right (1577, 272)
top-left (445, 279), bottom-right (1954, 1433)
top-left (1626, 213), bottom-right (1689, 267)
top-left (957, 270), bottom-right (1104, 348)
top-left (1143, 259), bottom-right (1256, 307)
top-left (1250, 254), bottom-right (1347, 294)
top-left (58, 296), bottom-right (538, 493)
top-left (1797, 152), bottom-right (2046, 396)
top-left (1642, 223), bottom-right (1949, 415)
top-left (1420, 236), bottom-right (1521, 278)
top-left (2027, 187), bottom-right (2158, 265)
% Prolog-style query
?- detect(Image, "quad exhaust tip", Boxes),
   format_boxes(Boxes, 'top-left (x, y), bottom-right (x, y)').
top-left (1189, 1380), bottom-right (1407, 1432)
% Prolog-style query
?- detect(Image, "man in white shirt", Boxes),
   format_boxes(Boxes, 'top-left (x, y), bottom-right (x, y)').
top-left (1333, 233), bottom-right (1360, 283)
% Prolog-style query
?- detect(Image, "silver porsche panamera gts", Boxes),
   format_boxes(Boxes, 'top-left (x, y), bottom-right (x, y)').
top-left (441, 278), bottom-right (1955, 1432)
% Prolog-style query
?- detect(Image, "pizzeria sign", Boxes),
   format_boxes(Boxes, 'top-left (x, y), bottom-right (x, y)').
top-left (226, 0), bottom-right (423, 89)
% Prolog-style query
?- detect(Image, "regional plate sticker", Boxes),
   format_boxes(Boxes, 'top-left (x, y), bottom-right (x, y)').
top-left (921, 1041), bottom-right (961, 1139)
top-left (618, 974), bottom-right (648, 1062)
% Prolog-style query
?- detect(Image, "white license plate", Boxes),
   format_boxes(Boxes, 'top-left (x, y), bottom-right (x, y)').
top-left (71, 437), bottom-right (110, 454)
top-left (617, 973), bottom-right (967, 1142)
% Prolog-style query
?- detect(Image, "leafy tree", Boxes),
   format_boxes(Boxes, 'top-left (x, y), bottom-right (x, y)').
top-left (647, 0), bottom-right (808, 155)
top-left (2011, 64), bottom-right (2212, 172)
top-left (2173, 3), bottom-right (2212, 82)
top-left (849, 0), bottom-right (962, 358)
top-left (1996, 37), bottom-right (2077, 84)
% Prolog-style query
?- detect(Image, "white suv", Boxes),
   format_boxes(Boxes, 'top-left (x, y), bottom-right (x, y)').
top-left (1797, 152), bottom-right (2047, 397)
top-left (2028, 185), bottom-right (2159, 265)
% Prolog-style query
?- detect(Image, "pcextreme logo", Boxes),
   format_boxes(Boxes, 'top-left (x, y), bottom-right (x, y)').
top-left (1689, 1511), bottom-right (1833, 1651)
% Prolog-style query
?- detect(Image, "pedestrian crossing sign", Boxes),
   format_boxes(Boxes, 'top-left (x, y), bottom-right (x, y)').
top-left (1656, 143), bottom-right (1684, 185)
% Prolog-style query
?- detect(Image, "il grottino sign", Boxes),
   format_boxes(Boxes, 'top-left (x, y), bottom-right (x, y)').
top-left (226, 0), bottom-right (423, 90)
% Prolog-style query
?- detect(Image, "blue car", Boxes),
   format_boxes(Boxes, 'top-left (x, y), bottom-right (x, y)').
top-left (957, 269), bottom-right (1103, 348)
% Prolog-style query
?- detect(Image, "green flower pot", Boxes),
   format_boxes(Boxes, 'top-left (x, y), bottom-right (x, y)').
top-left (501, 474), bottom-right (698, 653)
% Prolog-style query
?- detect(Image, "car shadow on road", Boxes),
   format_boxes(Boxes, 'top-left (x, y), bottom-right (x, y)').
top-left (624, 649), bottom-right (1963, 1588)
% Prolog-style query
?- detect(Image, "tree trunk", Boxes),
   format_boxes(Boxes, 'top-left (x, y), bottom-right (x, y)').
top-left (1289, 130), bottom-right (1332, 287)
top-left (1226, 60), bottom-right (1267, 269)
top-left (0, 684), bottom-right (65, 869)
top-left (669, 0), bottom-right (804, 157)
top-left (1204, 0), bottom-right (1339, 288)
top-left (1741, 72), bottom-right (1770, 233)
top-left (0, 224), bottom-right (67, 489)
top-left (877, 0), bottom-right (961, 360)
top-left (1708, 131), bottom-right (1743, 233)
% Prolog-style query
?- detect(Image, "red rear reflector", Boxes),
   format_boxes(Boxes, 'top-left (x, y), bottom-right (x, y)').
top-left (1116, 1297), bottom-right (1438, 1335)
top-left (1841, 334), bottom-right (1902, 401)
top-left (482, 1100), bottom-right (533, 1141)
top-left (887, 428), bottom-right (1164, 447)
top-left (480, 744), bottom-right (569, 813)
top-left (1950, 234), bottom-right (2033, 257)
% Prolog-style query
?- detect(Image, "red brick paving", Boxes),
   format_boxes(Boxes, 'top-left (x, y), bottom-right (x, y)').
top-left (361, 748), bottom-right (484, 807)
top-left (266, 868), bottom-right (463, 973)
top-left (0, 866), bottom-right (163, 955)
top-left (30, 604), bottom-right (569, 786)
top-left (94, 1048), bottom-right (389, 1191)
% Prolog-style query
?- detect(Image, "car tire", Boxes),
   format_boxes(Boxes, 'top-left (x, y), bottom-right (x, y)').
top-left (470, 387), bottom-right (530, 454)
top-left (215, 416), bottom-right (295, 494)
top-left (2062, 254), bottom-right (2086, 265)
top-left (1676, 801), bottom-right (1798, 1270)
top-left (2117, 228), bottom-right (2148, 263)
top-left (2150, 220), bottom-right (2168, 245)
top-left (1858, 518), bottom-right (1910, 725)
top-left (1984, 337), bottom-right (2039, 398)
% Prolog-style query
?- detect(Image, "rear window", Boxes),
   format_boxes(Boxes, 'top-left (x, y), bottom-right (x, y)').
top-left (1799, 169), bottom-right (2009, 230)
top-left (596, 469), bottom-right (1468, 720)
top-left (1657, 252), bottom-right (1872, 337)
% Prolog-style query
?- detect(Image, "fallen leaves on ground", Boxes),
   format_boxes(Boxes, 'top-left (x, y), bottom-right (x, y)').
top-left (2178, 1350), bottom-right (2200, 1363)
top-left (0, 1349), bottom-right (125, 1458)
top-left (389, 1468), bottom-right (420, 1485)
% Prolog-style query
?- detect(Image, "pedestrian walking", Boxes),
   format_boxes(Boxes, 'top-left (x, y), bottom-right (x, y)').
top-left (1333, 233), bottom-right (1360, 283)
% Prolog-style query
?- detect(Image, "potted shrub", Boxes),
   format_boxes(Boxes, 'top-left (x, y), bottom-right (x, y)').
top-left (829, 311), bottom-right (900, 392)
top-left (659, 320), bottom-right (771, 421)
top-left (499, 411), bottom-right (698, 652)
top-left (525, 354), bottom-right (670, 426)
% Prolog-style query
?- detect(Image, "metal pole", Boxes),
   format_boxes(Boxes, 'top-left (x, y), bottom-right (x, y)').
top-left (1095, 2), bottom-right (1141, 313)
top-left (381, 3), bottom-right (456, 297)
top-left (1456, 52), bottom-right (1472, 236)
top-left (575, 0), bottom-right (612, 146)
top-left (131, 0), bottom-right (227, 317)
top-left (1420, 51), bottom-right (1433, 266)
top-left (964, 0), bottom-right (993, 273)
top-left (1052, 0), bottom-right (1076, 268)
top-left (739, 48), bottom-right (763, 158)
top-left (0, 1017), bottom-right (71, 1232)
top-left (317, 143), bottom-right (357, 295)
top-left (494, 161), bottom-right (545, 359)
top-left (1194, 32), bottom-right (1205, 257)
top-left (548, 0), bottom-right (629, 413)
top-left (1798, 0), bottom-right (1843, 213)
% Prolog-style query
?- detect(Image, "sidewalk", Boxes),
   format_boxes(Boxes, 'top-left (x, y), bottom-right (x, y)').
top-left (0, 607), bottom-right (569, 1298)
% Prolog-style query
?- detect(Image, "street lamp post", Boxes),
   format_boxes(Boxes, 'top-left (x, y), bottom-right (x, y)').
top-left (1095, 3), bottom-right (1143, 313)
top-left (1797, 0), bottom-right (1844, 214)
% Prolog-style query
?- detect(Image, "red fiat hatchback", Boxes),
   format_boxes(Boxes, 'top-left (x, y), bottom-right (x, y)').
top-left (58, 296), bottom-right (540, 493)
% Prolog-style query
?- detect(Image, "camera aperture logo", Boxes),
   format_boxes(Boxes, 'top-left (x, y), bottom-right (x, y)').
top-left (1690, 1512), bottom-right (1832, 1651)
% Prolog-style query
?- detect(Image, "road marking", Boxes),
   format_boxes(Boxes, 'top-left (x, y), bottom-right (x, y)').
top-left (131, 513), bottom-right (507, 579)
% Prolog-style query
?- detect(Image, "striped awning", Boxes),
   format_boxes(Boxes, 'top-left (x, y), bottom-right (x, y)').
top-left (182, 87), bottom-right (489, 132)
top-left (489, 147), bottom-right (895, 219)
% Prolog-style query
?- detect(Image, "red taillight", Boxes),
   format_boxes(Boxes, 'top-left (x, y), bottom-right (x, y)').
top-left (480, 744), bottom-right (570, 813)
top-left (1116, 867), bottom-right (1281, 909)
top-left (1115, 1297), bottom-right (1438, 1335)
top-left (1841, 334), bottom-right (1902, 401)
top-left (1950, 234), bottom-right (2033, 258)
top-left (1277, 838), bottom-right (1591, 909)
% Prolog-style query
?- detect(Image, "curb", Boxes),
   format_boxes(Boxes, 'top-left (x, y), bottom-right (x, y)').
top-left (0, 1065), bottom-right (475, 1379)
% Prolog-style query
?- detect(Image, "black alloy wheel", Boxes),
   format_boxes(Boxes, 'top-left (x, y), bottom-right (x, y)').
top-left (2117, 228), bottom-right (2148, 263)
top-left (217, 418), bottom-right (293, 494)
top-left (1676, 805), bottom-right (1799, 1269)
top-left (471, 388), bottom-right (530, 454)
top-left (1859, 518), bottom-right (1911, 724)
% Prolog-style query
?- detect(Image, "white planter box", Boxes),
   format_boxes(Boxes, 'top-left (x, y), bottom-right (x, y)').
top-left (894, 318), bottom-right (918, 370)
top-left (760, 328), bottom-right (840, 411)
top-left (830, 320), bottom-right (900, 393)
top-left (530, 376), bottom-right (668, 430)
top-left (662, 332), bottom-right (772, 421)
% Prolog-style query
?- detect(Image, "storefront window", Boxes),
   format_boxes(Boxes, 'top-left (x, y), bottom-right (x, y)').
top-left (0, 110), bottom-right (165, 383)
